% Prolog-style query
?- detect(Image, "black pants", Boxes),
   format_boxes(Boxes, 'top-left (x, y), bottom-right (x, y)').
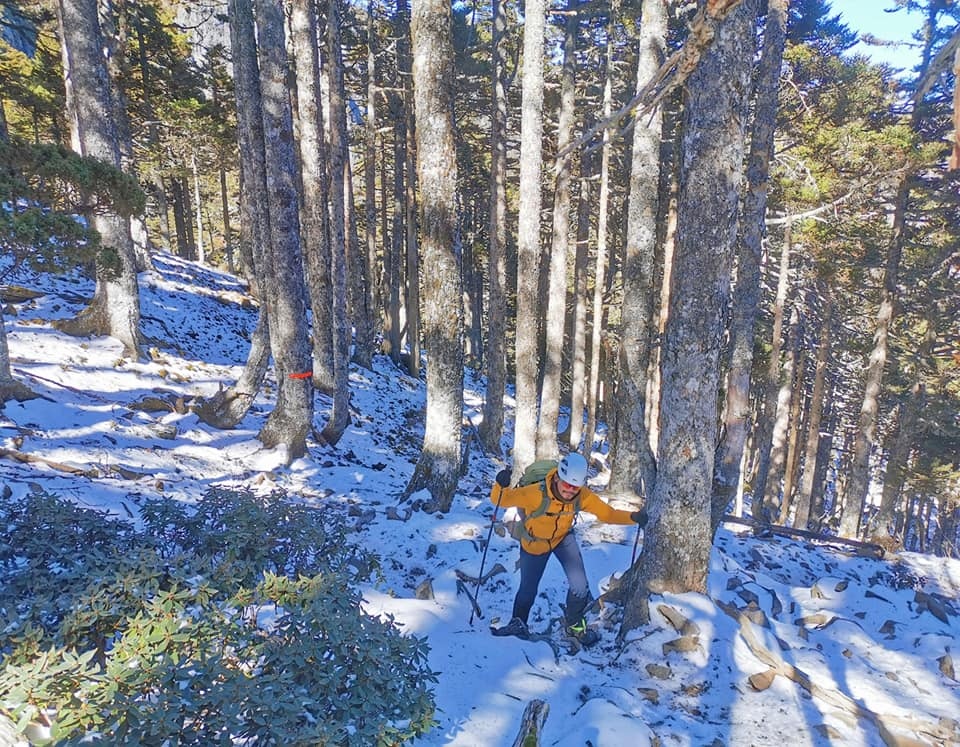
top-left (512, 531), bottom-right (591, 625)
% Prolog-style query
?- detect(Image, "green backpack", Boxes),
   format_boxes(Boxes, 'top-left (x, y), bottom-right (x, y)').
top-left (508, 459), bottom-right (582, 542)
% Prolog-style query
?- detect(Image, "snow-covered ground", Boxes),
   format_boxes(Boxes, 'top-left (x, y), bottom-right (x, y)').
top-left (2, 252), bottom-right (958, 746)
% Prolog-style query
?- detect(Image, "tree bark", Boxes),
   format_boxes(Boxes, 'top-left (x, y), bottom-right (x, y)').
top-left (762, 305), bottom-right (801, 520)
top-left (405, 0), bottom-right (464, 512)
top-left (752, 221), bottom-right (792, 517)
top-left (511, 0), bottom-right (545, 476)
top-left (608, 0), bottom-right (666, 500)
top-left (536, 0), bottom-right (578, 459)
top-left (55, 0), bottom-right (141, 359)
top-left (622, 0), bottom-right (756, 635)
top-left (479, 0), bottom-right (508, 455)
top-left (253, 0), bottom-right (313, 459)
top-left (711, 0), bottom-right (789, 532)
top-left (290, 0), bottom-right (335, 393)
top-left (584, 2), bottom-right (618, 455)
top-left (794, 291), bottom-right (832, 529)
top-left (319, 0), bottom-right (352, 446)
top-left (364, 2), bottom-right (383, 356)
top-left (567, 171), bottom-right (590, 450)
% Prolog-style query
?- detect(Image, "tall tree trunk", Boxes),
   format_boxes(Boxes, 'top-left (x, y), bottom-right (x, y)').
top-left (869, 382), bottom-right (925, 541)
top-left (319, 0), bottom-right (352, 446)
top-left (404, 82), bottom-right (421, 378)
top-left (346, 155), bottom-right (376, 368)
top-left (762, 305), bottom-right (801, 519)
top-left (55, 0), bottom-right (141, 359)
top-left (794, 291), bottom-right (832, 529)
top-left (607, 0), bottom-right (666, 500)
top-left (778, 335), bottom-right (806, 525)
top-left (479, 0), bottom-right (509, 455)
top-left (253, 0), bottom-right (313, 459)
top-left (567, 172), bottom-right (590, 450)
top-left (711, 0), bottom-right (789, 532)
top-left (752, 221), bottom-right (792, 516)
top-left (386, 0), bottom-right (408, 365)
top-left (622, 0), bottom-right (756, 635)
top-left (511, 0), bottom-right (545, 476)
top-left (405, 0), bottom-right (463, 511)
top-left (839, 180), bottom-right (909, 537)
top-left (584, 2), bottom-right (618, 455)
top-left (364, 2), bottom-right (383, 353)
top-left (197, 0), bottom-right (274, 430)
top-left (290, 0), bottom-right (335, 392)
top-left (536, 0), bottom-right (578, 459)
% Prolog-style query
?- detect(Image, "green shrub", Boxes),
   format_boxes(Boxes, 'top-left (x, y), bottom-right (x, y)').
top-left (0, 489), bottom-right (437, 745)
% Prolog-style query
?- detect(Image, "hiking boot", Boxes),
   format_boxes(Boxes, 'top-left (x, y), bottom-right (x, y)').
top-left (491, 617), bottom-right (530, 639)
top-left (567, 618), bottom-right (600, 648)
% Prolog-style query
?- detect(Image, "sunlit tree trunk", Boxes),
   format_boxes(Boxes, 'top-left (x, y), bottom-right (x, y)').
top-left (55, 0), bottom-right (141, 359)
top-left (752, 222), bottom-right (792, 517)
top-left (364, 2), bottom-right (383, 351)
top-left (567, 172), bottom-right (590, 450)
top-left (254, 0), bottom-right (313, 459)
top-left (319, 0), bottom-right (352, 446)
top-left (536, 0), bottom-right (578, 459)
top-left (584, 1), bottom-right (618, 455)
top-left (290, 0), bottom-right (335, 392)
top-left (763, 306), bottom-right (800, 519)
top-left (607, 0), bottom-right (666, 500)
top-left (711, 0), bottom-right (789, 532)
top-left (404, 0), bottom-right (463, 511)
top-left (511, 0), bottom-right (545, 476)
top-left (479, 0), bottom-right (508, 455)
top-left (196, 0), bottom-right (273, 429)
top-left (622, 0), bottom-right (756, 635)
top-left (794, 291), bottom-right (832, 529)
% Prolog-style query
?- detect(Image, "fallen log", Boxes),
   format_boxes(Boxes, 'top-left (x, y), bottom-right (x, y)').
top-left (510, 699), bottom-right (549, 747)
top-left (0, 447), bottom-right (98, 478)
top-left (721, 514), bottom-right (886, 559)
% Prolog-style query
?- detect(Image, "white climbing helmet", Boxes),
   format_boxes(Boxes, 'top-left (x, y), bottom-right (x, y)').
top-left (557, 452), bottom-right (588, 488)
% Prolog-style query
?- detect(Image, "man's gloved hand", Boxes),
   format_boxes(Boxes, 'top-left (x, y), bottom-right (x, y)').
top-left (495, 468), bottom-right (512, 488)
top-left (630, 509), bottom-right (649, 528)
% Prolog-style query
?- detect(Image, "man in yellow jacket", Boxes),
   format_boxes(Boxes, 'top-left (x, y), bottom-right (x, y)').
top-left (490, 452), bottom-right (647, 644)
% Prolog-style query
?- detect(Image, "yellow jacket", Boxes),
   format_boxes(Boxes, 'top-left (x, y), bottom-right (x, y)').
top-left (490, 468), bottom-right (635, 555)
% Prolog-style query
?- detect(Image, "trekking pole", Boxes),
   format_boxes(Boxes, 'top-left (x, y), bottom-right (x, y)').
top-left (630, 521), bottom-right (642, 565)
top-left (470, 483), bottom-right (504, 625)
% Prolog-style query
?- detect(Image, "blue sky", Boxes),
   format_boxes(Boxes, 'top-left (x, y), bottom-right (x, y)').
top-left (828, 0), bottom-right (923, 71)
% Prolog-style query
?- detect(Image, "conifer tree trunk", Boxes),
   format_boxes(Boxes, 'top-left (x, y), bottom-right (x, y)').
top-left (584, 1), bottom-right (618, 455)
top-left (346, 155), bottom-right (376, 368)
top-left (622, 0), bottom-right (756, 634)
top-left (567, 172), bottom-right (590, 450)
top-left (479, 0), bottom-right (508, 455)
top-left (711, 0), bottom-right (789, 531)
top-left (404, 81), bottom-right (421, 377)
top-left (405, 0), bottom-right (463, 511)
top-left (607, 0), bottom-right (666, 500)
top-left (512, 0), bottom-right (545, 476)
top-left (839, 178), bottom-right (909, 538)
top-left (536, 0), bottom-right (578, 459)
top-left (752, 222), bottom-right (792, 517)
top-left (364, 3), bottom-right (383, 349)
top-left (763, 306), bottom-right (801, 519)
top-left (290, 0), bottom-right (336, 392)
top-left (778, 336), bottom-right (806, 525)
top-left (794, 291), bottom-right (832, 529)
top-left (319, 0), bottom-right (353, 446)
top-left (385, 0), bottom-right (408, 365)
top-left (253, 0), bottom-right (313, 459)
top-left (55, 0), bottom-right (141, 359)
top-left (196, 0), bottom-right (273, 430)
